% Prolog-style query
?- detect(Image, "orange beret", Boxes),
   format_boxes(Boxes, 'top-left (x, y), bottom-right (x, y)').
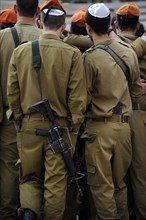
top-left (116, 3), bottom-right (141, 17)
top-left (0, 7), bottom-right (17, 24)
top-left (40, 0), bottom-right (65, 13)
top-left (71, 8), bottom-right (86, 26)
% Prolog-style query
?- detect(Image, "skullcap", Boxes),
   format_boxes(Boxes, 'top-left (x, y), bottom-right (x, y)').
top-left (43, 8), bottom-right (64, 16)
top-left (0, 7), bottom-right (17, 24)
top-left (88, 3), bottom-right (110, 18)
top-left (116, 3), bottom-right (141, 17)
top-left (71, 8), bottom-right (86, 26)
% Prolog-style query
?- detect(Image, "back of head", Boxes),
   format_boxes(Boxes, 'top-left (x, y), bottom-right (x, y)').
top-left (85, 3), bottom-right (110, 35)
top-left (70, 8), bottom-right (87, 35)
top-left (116, 3), bottom-right (141, 32)
top-left (16, 0), bottom-right (39, 17)
top-left (0, 7), bottom-right (17, 29)
top-left (41, 7), bottom-right (66, 31)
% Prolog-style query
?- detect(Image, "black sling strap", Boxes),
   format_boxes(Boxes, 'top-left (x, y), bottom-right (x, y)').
top-left (31, 40), bottom-right (42, 99)
top-left (10, 27), bottom-right (19, 48)
top-left (32, 40), bottom-right (41, 69)
top-left (95, 44), bottom-right (131, 87)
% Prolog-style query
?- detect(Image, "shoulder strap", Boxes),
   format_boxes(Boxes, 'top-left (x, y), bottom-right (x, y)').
top-left (32, 40), bottom-right (41, 69)
top-left (96, 44), bottom-right (131, 87)
top-left (31, 40), bottom-right (42, 99)
top-left (10, 27), bottom-right (19, 48)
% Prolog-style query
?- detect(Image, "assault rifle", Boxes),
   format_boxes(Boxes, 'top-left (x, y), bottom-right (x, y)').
top-left (32, 99), bottom-right (84, 195)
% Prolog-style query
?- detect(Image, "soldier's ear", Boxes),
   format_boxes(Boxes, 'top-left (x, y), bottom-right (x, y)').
top-left (14, 5), bottom-right (17, 14)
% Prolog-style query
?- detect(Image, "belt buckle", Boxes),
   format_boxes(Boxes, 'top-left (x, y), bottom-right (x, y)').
top-left (121, 115), bottom-right (125, 123)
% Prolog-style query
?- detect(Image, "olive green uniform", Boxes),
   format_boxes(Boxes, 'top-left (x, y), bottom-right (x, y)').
top-left (131, 32), bottom-right (146, 58)
top-left (82, 39), bottom-right (143, 220)
top-left (63, 34), bottom-right (93, 53)
top-left (118, 33), bottom-right (146, 220)
top-left (7, 34), bottom-right (87, 220)
top-left (0, 21), bottom-right (41, 220)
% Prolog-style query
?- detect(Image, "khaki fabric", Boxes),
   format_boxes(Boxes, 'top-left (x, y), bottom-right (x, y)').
top-left (63, 34), bottom-right (93, 53)
top-left (7, 33), bottom-right (87, 219)
top-left (131, 32), bottom-right (146, 58)
top-left (7, 34), bottom-right (87, 130)
top-left (0, 21), bottom-right (42, 109)
top-left (83, 120), bottom-right (131, 220)
top-left (0, 21), bottom-right (41, 220)
top-left (83, 39), bottom-right (142, 119)
top-left (82, 39), bottom-right (141, 220)
top-left (118, 32), bottom-right (146, 220)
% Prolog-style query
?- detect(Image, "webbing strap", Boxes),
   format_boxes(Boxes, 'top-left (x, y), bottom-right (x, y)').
top-left (31, 40), bottom-right (42, 99)
top-left (96, 44), bottom-right (131, 87)
top-left (10, 27), bottom-right (19, 48)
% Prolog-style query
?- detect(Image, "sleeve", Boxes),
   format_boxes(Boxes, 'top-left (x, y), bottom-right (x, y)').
top-left (7, 50), bottom-right (23, 121)
top-left (83, 52), bottom-right (96, 107)
top-left (131, 33), bottom-right (146, 58)
top-left (129, 52), bottom-right (146, 104)
top-left (68, 49), bottom-right (87, 132)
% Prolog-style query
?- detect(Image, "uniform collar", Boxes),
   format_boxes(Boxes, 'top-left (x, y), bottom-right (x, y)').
top-left (15, 20), bottom-right (36, 27)
top-left (40, 33), bottom-right (61, 41)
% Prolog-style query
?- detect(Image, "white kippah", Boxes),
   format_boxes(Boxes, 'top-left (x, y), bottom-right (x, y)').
top-left (88, 3), bottom-right (110, 18)
top-left (43, 8), bottom-right (64, 16)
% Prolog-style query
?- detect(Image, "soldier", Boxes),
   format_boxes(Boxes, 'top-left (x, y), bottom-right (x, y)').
top-left (82, 3), bottom-right (144, 220)
top-left (0, 0), bottom-right (41, 219)
top-left (0, 7), bottom-right (17, 30)
top-left (115, 3), bottom-right (146, 219)
top-left (7, 5), bottom-right (86, 220)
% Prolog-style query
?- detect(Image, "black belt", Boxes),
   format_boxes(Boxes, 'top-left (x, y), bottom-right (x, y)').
top-left (89, 115), bottom-right (129, 123)
top-left (132, 103), bottom-right (146, 111)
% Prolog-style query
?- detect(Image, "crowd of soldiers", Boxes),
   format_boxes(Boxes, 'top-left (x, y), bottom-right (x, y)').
top-left (0, 0), bottom-right (146, 220)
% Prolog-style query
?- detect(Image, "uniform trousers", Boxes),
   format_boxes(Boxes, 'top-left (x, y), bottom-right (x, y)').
top-left (0, 112), bottom-right (19, 220)
top-left (17, 116), bottom-right (77, 220)
top-left (129, 109), bottom-right (146, 220)
top-left (83, 119), bottom-right (132, 220)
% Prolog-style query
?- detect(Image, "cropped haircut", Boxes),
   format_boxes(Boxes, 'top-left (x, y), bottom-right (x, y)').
top-left (41, 8), bottom-right (66, 30)
top-left (71, 23), bottom-right (88, 35)
top-left (16, 0), bottom-right (38, 17)
top-left (85, 11), bottom-right (110, 35)
top-left (116, 15), bottom-right (139, 32)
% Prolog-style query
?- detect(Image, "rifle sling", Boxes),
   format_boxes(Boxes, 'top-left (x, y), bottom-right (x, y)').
top-left (95, 44), bottom-right (131, 87)
top-left (31, 40), bottom-right (43, 100)
top-left (10, 27), bottom-right (19, 48)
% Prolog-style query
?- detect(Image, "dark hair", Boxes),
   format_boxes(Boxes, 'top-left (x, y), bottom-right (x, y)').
top-left (41, 8), bottom-right (66, 30)
top-left (71, 23), bottom-right (88, 35)
top-left (85, 11), bottom-right (110, 34)
top-left (135, 23), bottom-right (145, 37)
top-left (116, 15), bottom-right (139, 32)
top-left (16, 0), bottom-right (38, 17)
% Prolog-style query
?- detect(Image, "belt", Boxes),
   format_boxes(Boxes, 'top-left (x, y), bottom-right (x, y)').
top-left (132, 103), bottom-right (146, 111)
top-left (89, 115), bottom-right (129, 123)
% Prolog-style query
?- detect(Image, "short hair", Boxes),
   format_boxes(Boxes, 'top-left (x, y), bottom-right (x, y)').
top-left (116, 15), bottom-right (139, 32)
top-left (41, 8), bottom-right (66, 30)
top-left (85, 11), bottom-right (110, 35)
top-left (71, 23), bottom-right (88, 35)
top-left (16, 0), bottom-right (38, 17)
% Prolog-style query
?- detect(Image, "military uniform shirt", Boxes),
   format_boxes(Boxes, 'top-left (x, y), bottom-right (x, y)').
top-left (7, 34), bottom-right (87, 131)
top-left (83, 39), bottom-right (142, 118)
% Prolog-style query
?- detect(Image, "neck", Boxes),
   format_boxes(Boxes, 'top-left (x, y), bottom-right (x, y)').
top-left (92, 33), bottom-right (110, 44)
top-left (42, 28), bottom-right (62, 38)
top-left (121, 30), bottom-right (135, 35)
top-left (17, 16), bottom-right (36, 24)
